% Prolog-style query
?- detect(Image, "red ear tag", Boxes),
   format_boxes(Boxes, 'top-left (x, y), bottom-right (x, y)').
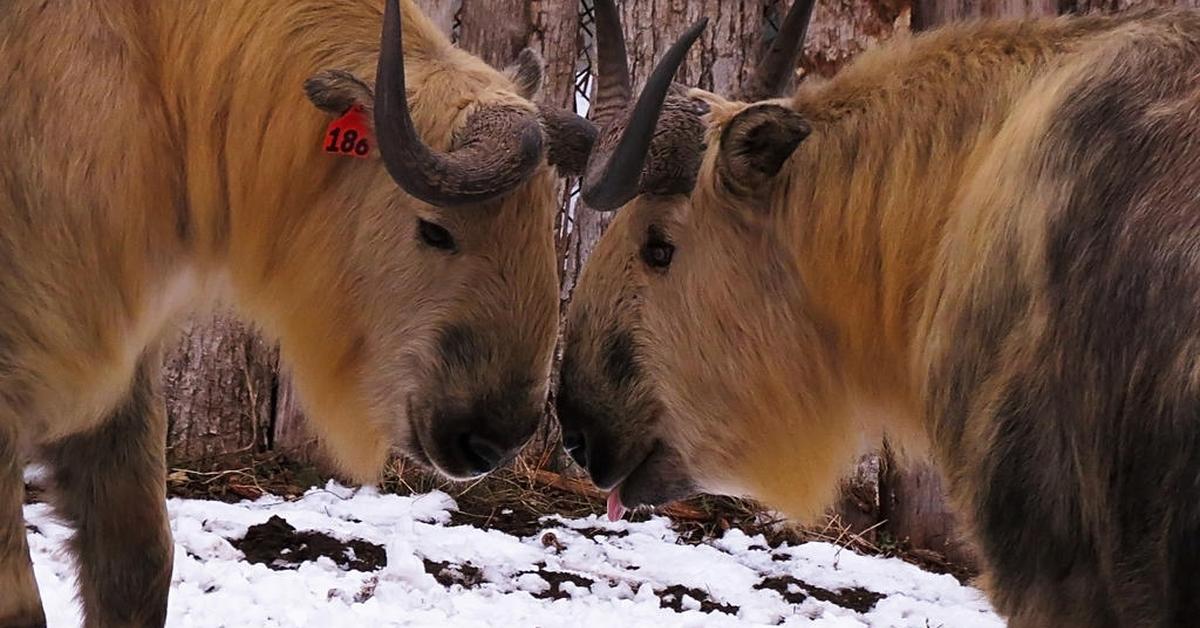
top-left (322, 105), bottom-right (372, 158)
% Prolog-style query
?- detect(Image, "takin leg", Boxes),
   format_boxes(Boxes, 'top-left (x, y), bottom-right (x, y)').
top-left (40, 355), bottom-right (172, 628)
top-left (0, 426), bottom-right (44, 628)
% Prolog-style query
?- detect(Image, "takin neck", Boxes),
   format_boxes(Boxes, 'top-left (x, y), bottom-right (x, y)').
top-left (777, 14), bottom-right (1123, 447)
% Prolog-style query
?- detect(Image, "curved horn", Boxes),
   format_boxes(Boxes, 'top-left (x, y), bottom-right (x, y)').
top-left (738, 0), bottom-right (817, 102)
top-left (589, 0), bottom-right (633, 128)
top-left (581, 18), bottom-right (708, 211)
top-left (375, 0), bottom-right (544, 206)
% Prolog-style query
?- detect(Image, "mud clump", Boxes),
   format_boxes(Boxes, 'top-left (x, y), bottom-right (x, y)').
top-left (755, 575), bottom-right (885, 613)
top-left (657, 584), bottom-right (740, 615)
top-left (232, 515), bottom-right (387, 572)
top-left (423, 559), bottom-right (486, 588)
top-left (526, 568), bottom-right (596, 600)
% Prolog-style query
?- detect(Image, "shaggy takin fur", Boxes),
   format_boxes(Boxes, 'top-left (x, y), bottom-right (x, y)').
top-left (561, 8), bottom-right (1200, 627)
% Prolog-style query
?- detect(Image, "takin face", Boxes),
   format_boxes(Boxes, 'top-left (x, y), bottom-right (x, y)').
top-left (558, 0), bottom-right (847, 517)
top-left (277, 1), bottom-right (595, 481)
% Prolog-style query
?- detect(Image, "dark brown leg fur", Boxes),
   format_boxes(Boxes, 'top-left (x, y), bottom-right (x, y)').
top-left (0, 425), bottom-right (45, 628)
top-left (41, 355), bottom-right (172, 628)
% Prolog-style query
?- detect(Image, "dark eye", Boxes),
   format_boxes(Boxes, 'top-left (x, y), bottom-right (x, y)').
top-left (417, 219), bottom-right (456, 252)
top-left (641, 230), bottom-right (675, 270)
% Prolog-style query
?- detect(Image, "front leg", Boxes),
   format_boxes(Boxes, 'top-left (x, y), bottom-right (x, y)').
top-left (41, 356), bottom-right (173, 628)
top-left (0, 425), bottom-right (44, 628)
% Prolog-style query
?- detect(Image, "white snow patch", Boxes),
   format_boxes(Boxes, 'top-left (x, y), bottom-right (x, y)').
top-left (25, 482), bottom-right (1001, 627)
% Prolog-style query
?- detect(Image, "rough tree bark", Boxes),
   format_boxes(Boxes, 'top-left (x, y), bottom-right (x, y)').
top-left (414, 0), bottom-right (459, 35)
top-left (912, 0), bottom-right (1052, 28)
top-left (164, 312), bottom-right (277, 467)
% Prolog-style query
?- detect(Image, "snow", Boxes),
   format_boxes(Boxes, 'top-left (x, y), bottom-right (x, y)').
top-left (26, 481), bottom-right (1001, 627)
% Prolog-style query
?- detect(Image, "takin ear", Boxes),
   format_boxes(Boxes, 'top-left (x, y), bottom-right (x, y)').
top-left (715, 103), bottom-right (810, 198)
top-left (304, 69), bottom-right (375, 120)
top-left (503, 48), bottom-right (544, 100)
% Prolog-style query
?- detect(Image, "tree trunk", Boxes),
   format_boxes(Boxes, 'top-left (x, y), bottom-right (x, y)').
top-left (164, 312), bottom-right (277, 467)
top-left (413, 0), bottom-right (459, 37)
top-left (270, 370), bottom-right (325, 466)
top-left (459, 0), bottom-right (531, 67)
top-left (1058, 0), bottom-right (1200, 14)
top-left (912, 0), bottom-right (1053, 29)
top-left (804, 0), bottom-right (911, 78)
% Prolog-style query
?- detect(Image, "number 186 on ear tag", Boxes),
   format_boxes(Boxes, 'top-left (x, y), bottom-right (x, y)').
top-left (323, 105), bottom-right (372, 158)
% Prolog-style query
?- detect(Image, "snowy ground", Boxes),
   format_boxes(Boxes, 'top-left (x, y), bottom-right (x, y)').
top-left (26, 482), bottom-right (1001, 627)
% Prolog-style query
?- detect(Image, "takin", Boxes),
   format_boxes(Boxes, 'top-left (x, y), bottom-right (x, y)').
top-left (0, 0), bottom-right (595, 625)
top-left (558, 0), bottom-right (1200, 626)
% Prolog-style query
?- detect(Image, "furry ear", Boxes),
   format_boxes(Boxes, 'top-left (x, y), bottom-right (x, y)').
top-left (304, 70), bottom-right (375, 118)
top-left (504, 48), bottom-right (544, 100)
top-left (716, 103), bottom-right (809, 198)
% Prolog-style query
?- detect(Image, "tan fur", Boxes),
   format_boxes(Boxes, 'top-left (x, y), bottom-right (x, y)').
top-left (576, 11), bottom-right (1124, 515)
top-left (565, 8), bottom-right (1200, 625)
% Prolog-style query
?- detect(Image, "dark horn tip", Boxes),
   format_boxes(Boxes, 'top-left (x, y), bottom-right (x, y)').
top-left (580, 184), bottom-right (633, 213)
top-left (581, 16), bottom-right (710, 212)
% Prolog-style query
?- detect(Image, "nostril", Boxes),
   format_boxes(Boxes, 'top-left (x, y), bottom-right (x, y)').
top-left (562, 430), bottom-right (588, 468)
top-left (459, 433), bottom-right (505, 475)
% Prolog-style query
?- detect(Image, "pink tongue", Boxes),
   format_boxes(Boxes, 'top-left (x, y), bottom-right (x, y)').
top-left (606, 489), bottom-right (628, 522)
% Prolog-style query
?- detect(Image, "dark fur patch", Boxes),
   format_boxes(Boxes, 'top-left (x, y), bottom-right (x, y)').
top-left (438, 324), bottom-right (485, 372)
top-left (601, 329), bottom-right (640, 389)
top-left (948, 24), bottom-right (1200, 625)
top-left (39, 352), bottom-right (171, 627)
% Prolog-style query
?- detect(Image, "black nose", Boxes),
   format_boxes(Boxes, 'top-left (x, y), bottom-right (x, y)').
top-left (555, 389), bottom-right (624, 488)
top-left (458, 432), bottom-right (507, 475)
top-left (562, 429), bottom-right (588, 468)
top-left (557, 425), bottom-right (623, 489)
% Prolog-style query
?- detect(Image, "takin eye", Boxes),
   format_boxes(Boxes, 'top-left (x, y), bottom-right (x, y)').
top-left (417, 219), bottom-right (457, 252)
top-left (640, 228), bottom-right (675, 270)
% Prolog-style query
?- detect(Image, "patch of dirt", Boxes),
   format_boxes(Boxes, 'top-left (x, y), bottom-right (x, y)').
top-left (755, 575), bottom-right (885, 614)
top-left (167, 453), bottom-right (327, 503)
top-left (231, 515), bottom-right (387, 572)
top-left (657, 584), bottom-right (740, 615)
top-left (423, 559), bottom-right (485, 588)
top-left (569, 526), bottom-right (629, 540)
top-left (524, 567), bottom-right (596, 601)
top-left (894, 547), bottom-right (979, 585)
top-left (448, 506), bottom-right (545, 538)
top-left (755, 575), bottom-right (809, 604)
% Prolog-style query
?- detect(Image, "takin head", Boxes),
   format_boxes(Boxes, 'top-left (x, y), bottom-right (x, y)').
top-left (557, 0), bottom-right (845, 518)
top-left (275, 0), bottom-right (595, 482)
